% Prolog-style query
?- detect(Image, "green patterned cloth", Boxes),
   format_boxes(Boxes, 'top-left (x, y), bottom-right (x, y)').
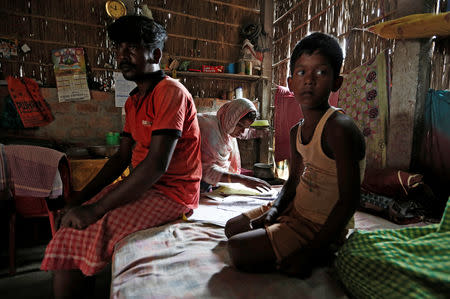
top-left (335, 198), bottom-right (450, 299)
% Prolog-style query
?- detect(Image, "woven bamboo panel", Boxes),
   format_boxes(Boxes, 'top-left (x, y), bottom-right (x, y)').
top-left (272, 0), bottom-right (397, 87)
top-left (0, 0), bottom-right (261, 94)
top-left (270, 0), bottom-right (450, 171)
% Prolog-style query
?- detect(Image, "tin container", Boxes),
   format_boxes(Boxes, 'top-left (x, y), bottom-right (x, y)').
top-left (253, 163), bottom-right (274, 180)
top-left (238, 60), bottom-right (245, 74)
top-left (226, 63), bottom-right (235, 74)
top-left (245, 61), bottom-right (252, 75)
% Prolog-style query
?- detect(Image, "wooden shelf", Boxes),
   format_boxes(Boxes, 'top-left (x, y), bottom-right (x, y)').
top-left (174, 71), bottom-right (268, 81)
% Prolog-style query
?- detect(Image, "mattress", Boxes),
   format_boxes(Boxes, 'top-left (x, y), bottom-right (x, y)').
top-left (111, 190), bottom-right (426, 299)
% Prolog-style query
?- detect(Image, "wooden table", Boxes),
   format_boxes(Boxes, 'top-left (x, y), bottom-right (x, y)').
top-left (68, 158), bottom-right (109, 191)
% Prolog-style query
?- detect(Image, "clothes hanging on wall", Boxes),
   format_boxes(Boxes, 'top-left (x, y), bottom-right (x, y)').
top-left (417, 89), bottom-right (450, 209)
top-left (273, 85), bottom-right (303, 162)
top-left (337, 50), bottom-right (390, 169)
top-left (7, 76), bottom-right (54, 128)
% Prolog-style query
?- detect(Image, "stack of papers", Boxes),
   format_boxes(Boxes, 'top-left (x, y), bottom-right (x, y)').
top-left (189, 183), bottom-right (280, 227)
top-left (207, 183), bottom-right (278, 199)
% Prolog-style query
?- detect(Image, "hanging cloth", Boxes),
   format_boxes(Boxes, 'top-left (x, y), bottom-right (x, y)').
top-left (337, 51), bottom-right (390, 168)
top-left (7, 76), bottom-right (54, 128)
top-left (273, 85), bottom-right (303, 162)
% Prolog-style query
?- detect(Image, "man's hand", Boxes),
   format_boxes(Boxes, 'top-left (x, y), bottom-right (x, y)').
top-left (55, 202), bottom-right (81, 231)
top-left (55, 189), bottom-right (93, 230)
top-left (60, 203), bottom-right (104, 230)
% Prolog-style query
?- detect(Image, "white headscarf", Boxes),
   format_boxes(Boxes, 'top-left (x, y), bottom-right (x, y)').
top-left (198, 98), bottom-right (257, 184)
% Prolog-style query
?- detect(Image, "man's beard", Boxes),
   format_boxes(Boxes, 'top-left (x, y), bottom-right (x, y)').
top-left (119, 62), bottom-right (160, 81)
top-left (119, 62), bottom-right (136, 80)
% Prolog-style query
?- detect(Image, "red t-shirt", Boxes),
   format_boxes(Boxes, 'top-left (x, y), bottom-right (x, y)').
top-left (123, 77), bottom-right (202, 209)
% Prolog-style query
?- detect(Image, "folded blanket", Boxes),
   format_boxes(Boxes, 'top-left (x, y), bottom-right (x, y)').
top-left (4, 145), bottom-right (66, 198)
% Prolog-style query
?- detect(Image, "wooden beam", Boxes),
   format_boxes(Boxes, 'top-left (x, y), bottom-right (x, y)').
top-left (336, 10), bottom-right (397, 39)
top-left (0, 59), bottom-right (52, 67)
top-left (170, 55), bottom-right (229, 64)
top-left (204, 0), bottom-right (260, 13)
top-left (168, 33), bottom-right (240, 48)
top-left (2, 9), bottom-right (104, 28)
top-left (176, 71), bottom-right (266, 81)
top-left (272, 57), bottom-right (289, 68)
top-left (146, 5), bottom-right (239, 28)
top-left (273, 0), bottom-right (306, 25)
top-left (0, 35), bottom-right (107, 50)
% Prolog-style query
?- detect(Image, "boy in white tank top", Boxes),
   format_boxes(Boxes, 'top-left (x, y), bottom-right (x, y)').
top-left (225, 32), bottom-right (366, 276)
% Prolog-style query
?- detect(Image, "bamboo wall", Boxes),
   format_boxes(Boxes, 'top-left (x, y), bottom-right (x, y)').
top-left (149, 0), bottom-right (262, 99)
top-left (0, 0), bottom-right (269, 151)
top-left (272, 0), bottom-right (396, 87)
top-left (272, 0), bottom-right (449, 91)
top-left (0, 0), bottom-right (262, 99)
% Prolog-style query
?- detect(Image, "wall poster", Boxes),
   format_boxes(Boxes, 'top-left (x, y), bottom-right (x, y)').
top-left (52, 48), bottom-right (90, 102)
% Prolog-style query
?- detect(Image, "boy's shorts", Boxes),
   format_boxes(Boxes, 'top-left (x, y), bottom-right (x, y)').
top-left (244, 202), bottom-right (322, 263)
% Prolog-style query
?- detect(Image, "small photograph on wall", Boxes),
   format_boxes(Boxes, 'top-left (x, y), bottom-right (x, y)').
top-left (52, 47), bottom-right (90, 102)
top-left (0, 38), bottom-right (18, 59)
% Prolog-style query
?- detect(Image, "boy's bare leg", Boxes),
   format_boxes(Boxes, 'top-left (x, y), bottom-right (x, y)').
top-left (53, 270), bottom-right (95, 299)
top-left (225, 207), bottom-right (271, 239)
top-left (224, 214), bottom-right (252, 238)
top-left (227, 228), bottom-right (276, 272)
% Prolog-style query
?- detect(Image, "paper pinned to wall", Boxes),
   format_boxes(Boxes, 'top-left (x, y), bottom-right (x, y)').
top-left (51, 48), bottom-right (90, 102)
top-left (113, 72), bottom-right (137, 107)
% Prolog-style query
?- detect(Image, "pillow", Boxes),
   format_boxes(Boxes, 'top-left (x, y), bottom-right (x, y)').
top-left (360, 168), bottom-right (442, 222)
top-left (361, 168), bottom-right (423, 199)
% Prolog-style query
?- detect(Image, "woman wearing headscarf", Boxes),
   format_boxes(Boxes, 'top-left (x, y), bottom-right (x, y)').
top-left (198, 98), bottom-right (271, 193)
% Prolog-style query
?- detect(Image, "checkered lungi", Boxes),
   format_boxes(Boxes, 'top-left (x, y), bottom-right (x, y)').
top-left (40, 182), bottom-right (191, 276)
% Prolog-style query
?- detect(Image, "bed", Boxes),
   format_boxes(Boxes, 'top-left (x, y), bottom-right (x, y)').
top-left (110, 186), bottom-right (428, 299)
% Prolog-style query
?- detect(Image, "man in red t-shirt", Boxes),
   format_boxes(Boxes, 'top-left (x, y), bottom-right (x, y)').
top-left (41, 16), bottom-right (202, 299)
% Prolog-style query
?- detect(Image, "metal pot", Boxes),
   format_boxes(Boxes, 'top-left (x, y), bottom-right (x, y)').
top-left (253, 163), bottom-right (274, 180)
